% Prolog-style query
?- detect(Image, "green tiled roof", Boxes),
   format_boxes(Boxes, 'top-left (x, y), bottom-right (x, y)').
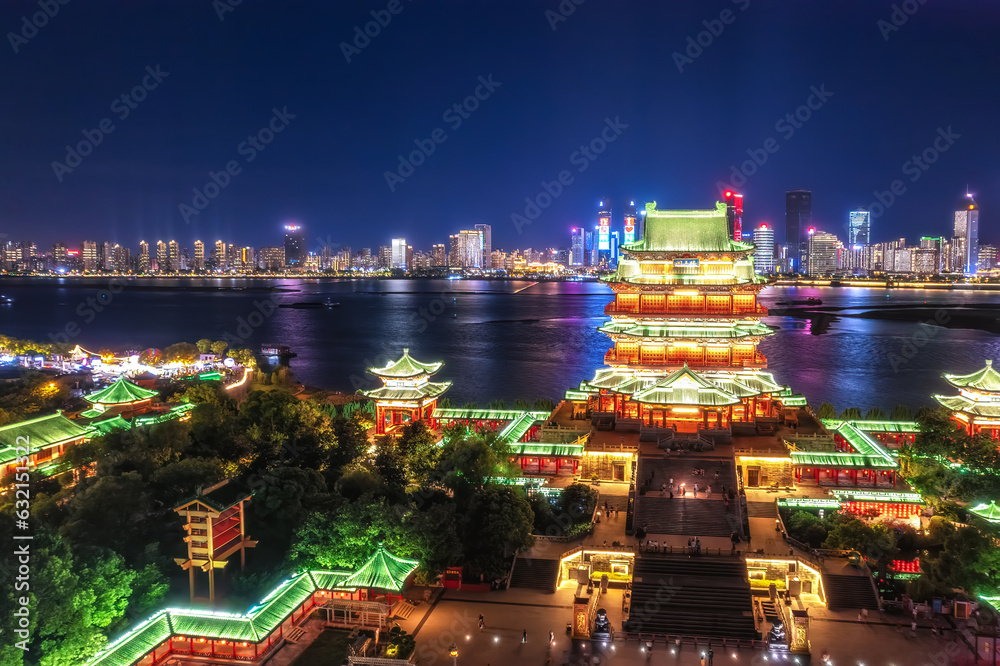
top-left (933, 394), bottom-right (1000, 418)
top-left (86, 611), bottom-right (173, 666)
top-left (341, 544), bottom-right (419, 592)
top-left (625, 202), bottom-right (738, 253)
top-left (820, 419), bottom-right (921, 433)
top-left (943, 359), bottom-right (1000, 392)
top-left (970, 501), bottom-right (1000, 523)
top-left (368, 349), bottom-right (443, 378)
top-left (361, 382), bottom-right (451, 401)
top-left (509, 443), bottom-right (584, 457)
top-left (85, 377), bottom-right (159, 405)
top-left (0, 412), bottom-right (92, 465)
top-left (831, 490), bottom-right (922, 503)
top-left (433, 408), bottom-right (549, 422)
top-left (91, 415), bottom-right (133, 435)
top-left (780, 394), bottom-right (809, 406)
top-left (498, 413), bottom-right (539, 444)
top-left (598, 321), bottom-right (774, 340)
top-left (88, 555), bottom-right (400, 666)
top-left (789, 451), bottom-right (898, 469)
top-left (632, 364), bottom-right (740, 407)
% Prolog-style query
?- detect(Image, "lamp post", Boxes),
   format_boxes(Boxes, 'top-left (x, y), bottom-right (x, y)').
top-left (449, 643), bottom-right (458, 666)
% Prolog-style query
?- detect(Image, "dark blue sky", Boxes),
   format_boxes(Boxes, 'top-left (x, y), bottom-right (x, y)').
top-left (2, 0), bottom-right (998, 252)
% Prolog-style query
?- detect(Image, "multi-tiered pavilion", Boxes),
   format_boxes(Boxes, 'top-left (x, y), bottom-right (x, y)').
top-left (934, 359), bottom-right (1000, 440)
top-left (362, 349), bottom-right (451, 435)
top-left (567, 201), bottom-right (788, 434)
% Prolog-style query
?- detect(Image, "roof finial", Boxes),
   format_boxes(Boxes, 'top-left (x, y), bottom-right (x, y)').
top-left (402, 348), bottom-right (409, 355)
top-left (987, 359), bottom-right (993, 368)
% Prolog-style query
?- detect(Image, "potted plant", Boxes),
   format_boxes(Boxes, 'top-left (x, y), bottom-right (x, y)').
top-left (591, 474), bottom-right (600, 486)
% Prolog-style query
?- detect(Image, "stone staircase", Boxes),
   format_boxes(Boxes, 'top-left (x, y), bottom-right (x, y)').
top-left (634, 456), bottom-right (742, 537)
top-left (823, 573), bottom-right (880, 610)
top-left (626, 555), bottom-right (758, 640)
top-left (508, 556), bottom-right (559, 593)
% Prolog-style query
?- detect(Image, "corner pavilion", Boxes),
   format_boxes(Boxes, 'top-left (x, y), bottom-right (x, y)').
top-left (567, 201), bottom-right (790, 434)
top-left (934, 359), bottom-right (1000, 440)
top-left (81, 375), bottom-right (159, 418)
top-left (362, 348), bottom-right (451, 435)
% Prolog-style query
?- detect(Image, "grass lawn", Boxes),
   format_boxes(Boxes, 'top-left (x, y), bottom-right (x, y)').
top-left (292, 629), bottom-right (353, 665)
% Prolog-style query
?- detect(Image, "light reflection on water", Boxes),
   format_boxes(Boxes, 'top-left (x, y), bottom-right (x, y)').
top-left (0, 279), bottom-right (996, 411)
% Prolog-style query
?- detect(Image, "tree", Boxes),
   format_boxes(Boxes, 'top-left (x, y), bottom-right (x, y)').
top-left (785, 510), bottom-right (829, 548)
top-left (487, 399), bottom-right (506, 409)
top-left (228, 347), bottom-right (258, 369)
top-left (402, 501), bottom-right (464, 582)
top-left (890, 404), bottom-right (913, 421)
top-left (840, 407), bottom-right (863, 420)
top-left (534, 398), bottom-right (555, 411)
top-left (163, 342), bottom-right (199, 363)
top-left (464, 486), bottom-right (535, 579)
top-left (513, 399), bottom-right (530, 410)
top-left (816, 402), bottom-right (837, 419)
top-left (396, 420), bottom-right (441, 483)
top-left (864, 407), bottom-right (886, 420)
top-left (196, 338), bottom-right (213, 354)
top-left (211, 340), bottom-right (229, 356)
top-left (288, 494), bottom-right (405, 570)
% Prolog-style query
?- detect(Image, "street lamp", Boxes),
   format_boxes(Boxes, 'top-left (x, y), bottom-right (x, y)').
top-left (449, 643), bottom-right (458, 665)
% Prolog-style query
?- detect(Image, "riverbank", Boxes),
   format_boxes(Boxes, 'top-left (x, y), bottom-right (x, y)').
top-left (776, 278), bottom-right (1000, 290)
top-left (769, 302), bottom-right (1000, 334)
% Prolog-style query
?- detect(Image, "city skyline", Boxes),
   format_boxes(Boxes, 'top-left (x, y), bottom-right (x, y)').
top-left (2, 2), bottom-right (997, 250)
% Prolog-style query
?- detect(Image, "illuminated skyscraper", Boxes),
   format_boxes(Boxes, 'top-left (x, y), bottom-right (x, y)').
top-left (723, 190), bottom-right (744, 242)
top-left (193, 240), bottom-right (205, 270)
top-left (214, 240), bottom-right (227, 270)
top-left (785, 190), bottom-right (812, 272)
top-left (848, 209), bottom-right (871, 246)
top-left (806, 229), bottom-right (841, 276)
top-left (284, 224), bottom-right (305, 266)
top-left (571, 227), bottom-right (585, 266)
top-left (81, 241), bottom-right (97, 272)
top-left (432, 243), bottom-right (447, 267)
top-left (623, 200), bottom-right (637, 244)
top-left (475, 224), bottom-right (491, 269)
top-left (156, 241), bottom-right (168, 272)
top-left (168, 240), bottom-right (180, 272)
top-left (391, 238), bottom-right (408, 269)
top-left (953, 191), bottom-right (979, 275)
top-left (138, 241), bottom-right (149, 272)
top-left (752, 224), bottom-right (775, 273)
top-left (597, 200), bottom-right (611, 259)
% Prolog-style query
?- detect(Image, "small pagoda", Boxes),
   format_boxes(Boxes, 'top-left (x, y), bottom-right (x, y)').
top-left (933, 359), bottom-right (1000, 440)
top-left (340, 543), bottom-right (419, 605)
top-left (81, 375), bottom-right (159, 418)
top-left (362, 349), bottom-right (451, 435)
top-left (174, 479), bottom-right (257, 603)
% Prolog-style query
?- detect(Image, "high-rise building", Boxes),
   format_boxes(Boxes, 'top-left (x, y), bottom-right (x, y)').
top-left (623, 201), bottom-right (637, 244)
top-left (168, 240), bottom-right (180, 272)
top-left (475, 224), bottom-right (491, 269)
top-left (213, 240), bottom-right (227, 270)
top-left (284, 224), bottom-right (305, 266)
top-left (390, 238), bottom-right (408, 269)
top-left (723, 190), bottom-right (744, 242)
top-left (848, 209), bottom-right (871, 246)
top-left (597, 200), bottom-right (611, 256)
top-left (193, 240), bottom-right (205, 270)
top-left (570, 227), bottom-right (585, 266)
top-left (81, 241), bottom-right (97, 271)
top-left (979, 244), bottom-right (997, 272)
top-left (156, 241), bottom-right (168, 272)
top-left (431, 243), bottom-right (447, 267)
top-left (806, 229), bottom-right (841, 276)
top-left (953, 192), bottom-right (980, 275)
top-left (451, 230), bottom-right (483, 268)
top-left (138, 241), bottom-right (149, 273)
top-left (258, 246), bottom-right (285, 271)
top-left (751, 224), bottom-right (775, 273)
top-left (785, 190), bottom-right (812, 272)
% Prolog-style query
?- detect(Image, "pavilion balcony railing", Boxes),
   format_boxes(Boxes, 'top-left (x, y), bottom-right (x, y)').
top-left (605, 302), bottom-right (766, 317)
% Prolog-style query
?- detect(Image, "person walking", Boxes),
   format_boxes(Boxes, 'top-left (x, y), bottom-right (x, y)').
top-left (694, 482), bottom-right (700, 496)
top-left (549, 630), bottom-right (554, 644)
top-left (861, 608), bottom-right (869, 622)
top-left (523, 629), bottom-right (527, 643)
top-left (706, 485), bottom-right (711, 499)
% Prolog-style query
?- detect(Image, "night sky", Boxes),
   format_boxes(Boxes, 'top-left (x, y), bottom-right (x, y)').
top-left (2, 0), bottom-right (998, 252)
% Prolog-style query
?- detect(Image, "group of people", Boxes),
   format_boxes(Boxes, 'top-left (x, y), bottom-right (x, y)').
top-left (602, 500), bottom-right (620, 518)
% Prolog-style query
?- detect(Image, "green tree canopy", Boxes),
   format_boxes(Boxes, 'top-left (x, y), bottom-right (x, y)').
top-left (816, 402), bottom-right (837, 419)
